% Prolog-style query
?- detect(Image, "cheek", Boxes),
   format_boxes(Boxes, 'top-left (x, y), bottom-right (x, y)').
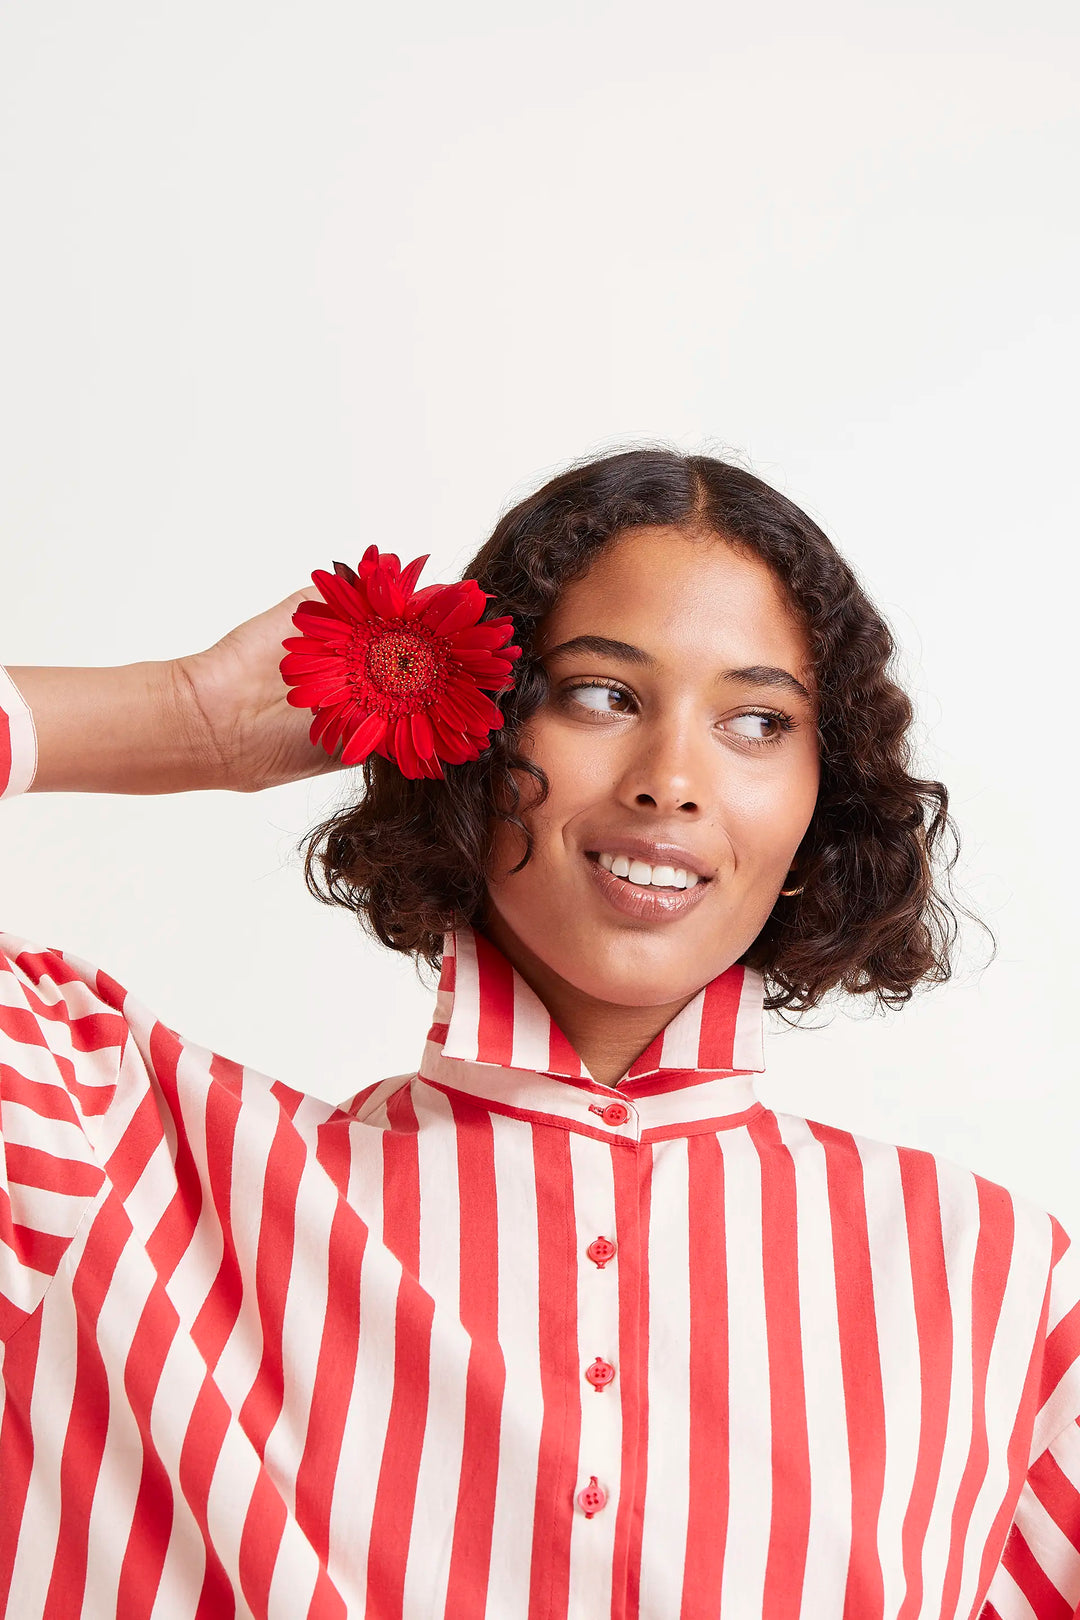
top-left (728, 753), bottom-right (819, 868)
top-left (487, 720), bottom-right (594, 884)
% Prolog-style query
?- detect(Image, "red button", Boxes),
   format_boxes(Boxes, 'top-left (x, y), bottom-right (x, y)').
top-left (586, 1236), bottom-right (616, 1269)
top-left (585, 1356), bottom-right (616, 1391)
top-left (601, 1101), bottom-right (630, 1126)
top-left (577, 1475), bottom-right (608, 1517)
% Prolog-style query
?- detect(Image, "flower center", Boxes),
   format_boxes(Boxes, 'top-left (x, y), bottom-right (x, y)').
top-left (365, 630), bottom-right (438, 698)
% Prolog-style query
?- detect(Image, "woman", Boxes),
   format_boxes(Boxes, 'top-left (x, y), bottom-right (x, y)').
top-left (1, 448), bottom-right (1076, 1619)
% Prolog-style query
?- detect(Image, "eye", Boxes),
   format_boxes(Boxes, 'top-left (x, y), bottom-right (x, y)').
top-left (563, 681), bottom-right (635, 715)
top-left (723, 709), bottom-right (795, 746)
top-left (727, 712), bottom-right (777, 740)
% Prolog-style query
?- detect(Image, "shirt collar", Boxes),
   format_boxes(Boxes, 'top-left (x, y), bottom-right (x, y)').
top-left (416, 925), bottom-right (767, 1143)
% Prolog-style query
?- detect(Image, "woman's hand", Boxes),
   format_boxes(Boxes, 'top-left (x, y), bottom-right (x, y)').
top-left (173, 587), bottom-right (350, 794)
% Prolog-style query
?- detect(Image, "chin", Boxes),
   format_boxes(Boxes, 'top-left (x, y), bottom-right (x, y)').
top-left (544, 933), bottom-right (719, 1009)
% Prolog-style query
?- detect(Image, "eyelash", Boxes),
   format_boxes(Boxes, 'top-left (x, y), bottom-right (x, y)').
top-left (558, 680), bottom-right (797, 747)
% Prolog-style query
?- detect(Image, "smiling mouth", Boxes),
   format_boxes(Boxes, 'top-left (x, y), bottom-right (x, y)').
top-left (582, 852), bottom-right (713, 922)
top-left (585, 851), bottom-right (712, 891)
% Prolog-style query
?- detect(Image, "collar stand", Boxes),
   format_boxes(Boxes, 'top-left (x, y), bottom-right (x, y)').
top-left (417, 926), bottom-right (766, 1141)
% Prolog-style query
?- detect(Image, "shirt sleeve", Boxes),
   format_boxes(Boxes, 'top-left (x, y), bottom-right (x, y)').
top-left (0, 662), bottom-right (38, 800)
top-left (982, 1217), bottom-right (1080, 1617)
top-left (0, 662), bottom-right (128, 1340)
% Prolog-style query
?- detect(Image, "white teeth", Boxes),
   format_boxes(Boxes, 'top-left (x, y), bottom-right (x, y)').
top-left (595, 853), bottom-right (704, 889)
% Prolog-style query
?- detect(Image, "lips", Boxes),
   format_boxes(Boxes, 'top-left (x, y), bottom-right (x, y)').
top-left (583, 850), bottom-right (712, 923)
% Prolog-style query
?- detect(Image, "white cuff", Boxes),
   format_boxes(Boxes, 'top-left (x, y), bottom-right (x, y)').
top-left (0, 663), bottom-right (40, 798)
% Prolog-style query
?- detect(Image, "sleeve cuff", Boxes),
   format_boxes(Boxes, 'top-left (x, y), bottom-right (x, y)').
top-left (0, 664), bottom-right (39, 799)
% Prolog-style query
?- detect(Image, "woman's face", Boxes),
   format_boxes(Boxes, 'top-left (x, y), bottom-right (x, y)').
top-left (483, 525), bottom-right (821, 1008)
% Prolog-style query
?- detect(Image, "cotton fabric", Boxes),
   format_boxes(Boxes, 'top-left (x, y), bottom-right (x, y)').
top-left (2, 661), bottom-right (1080, 1619)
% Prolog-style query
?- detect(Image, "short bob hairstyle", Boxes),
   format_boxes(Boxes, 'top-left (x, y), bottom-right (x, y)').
top-left (300, 447), bottom-right (987, 1016)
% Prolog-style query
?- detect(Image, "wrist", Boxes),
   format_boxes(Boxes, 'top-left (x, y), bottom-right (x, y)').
top-left (169, 651), bottom-right (255, 794)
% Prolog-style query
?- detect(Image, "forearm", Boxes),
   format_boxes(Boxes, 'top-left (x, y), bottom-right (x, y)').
top-left (8, 661), bottom-right (227, 794)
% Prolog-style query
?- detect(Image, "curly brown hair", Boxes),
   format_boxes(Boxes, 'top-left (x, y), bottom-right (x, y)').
top-left (299, 446), bottom-right (990, 1015)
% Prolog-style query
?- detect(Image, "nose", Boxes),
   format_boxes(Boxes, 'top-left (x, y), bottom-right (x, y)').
top-left (616, 718), bottom-right (708, 815)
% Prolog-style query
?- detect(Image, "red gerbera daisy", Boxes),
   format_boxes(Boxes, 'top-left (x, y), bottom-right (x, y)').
top-left (279, 546), bottom-right (522, 780)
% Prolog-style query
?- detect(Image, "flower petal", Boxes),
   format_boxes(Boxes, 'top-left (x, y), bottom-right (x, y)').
top-left (279, 651), bottom-right (347, 677)
top-left (393, 714), bottom-right (422, 778)
top-left (415, 581), bottom-right (468, 624)
top-left (422, 584), bottom-right (487, 638)
top-left (397, 554), bottom-right (429, 596)
top-left (429, 722), bottom-right (476, 764)
top-left (288, 620), bottom-right (354, 651)
top-left (284, 675), bottom-right (354, 706)
top-left (323, 707), bottom-right (357, 751)
top-left (332, 560), bottom-right (362, 589)
top-left (448, 621), bottom-right (519, 651)
top-left (340, 710), bottom-right (388, 767)
top-left (366, 565), bottom-right (405, 619)
top-left (443, 681), bottom-right (505, 728)
top-left (282, 634), bottom-right (332, 655)
top-left (311, 568), bottom-right (369, 623)
top-left (292, 599), bottom-right (343, 624)
top-left (400, 581), bottom-right (446, 621)
top-left (435, 689), bottom-right (488, 735)
top-left (410, 709), bottom-right (436, 761)
top-left (309, 706), bottom-right (337, 746)
top-left (288, 672), bottom-right (353, 694)
top-left (291, 602), bottom-right (354, 634)
top-left (448, 650), bottom-right (515, 678)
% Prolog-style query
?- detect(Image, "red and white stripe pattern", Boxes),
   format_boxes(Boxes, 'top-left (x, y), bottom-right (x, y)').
top-left (3, 662), bottom-right (1080, 1619)
top-left (0, 664), bottom-right (37, 800)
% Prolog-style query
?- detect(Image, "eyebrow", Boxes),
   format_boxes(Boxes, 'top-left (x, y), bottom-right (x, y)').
top-left (541, 634), bottom-right (815, 704)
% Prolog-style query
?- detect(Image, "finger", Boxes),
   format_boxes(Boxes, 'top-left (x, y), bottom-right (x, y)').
top-left (284, 585), bottom-right (323, 611)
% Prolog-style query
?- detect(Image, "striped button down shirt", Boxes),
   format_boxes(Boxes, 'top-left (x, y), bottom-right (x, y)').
top-left (2, 661), bottom-right (1080, 1620)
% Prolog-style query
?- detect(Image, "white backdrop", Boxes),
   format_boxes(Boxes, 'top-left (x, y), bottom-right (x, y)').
top-left (1, 2), bottom-right (1077, 1232)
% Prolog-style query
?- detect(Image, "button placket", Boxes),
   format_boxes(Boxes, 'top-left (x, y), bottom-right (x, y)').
top-left (567, 1132), bottom-right (622, 1523)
